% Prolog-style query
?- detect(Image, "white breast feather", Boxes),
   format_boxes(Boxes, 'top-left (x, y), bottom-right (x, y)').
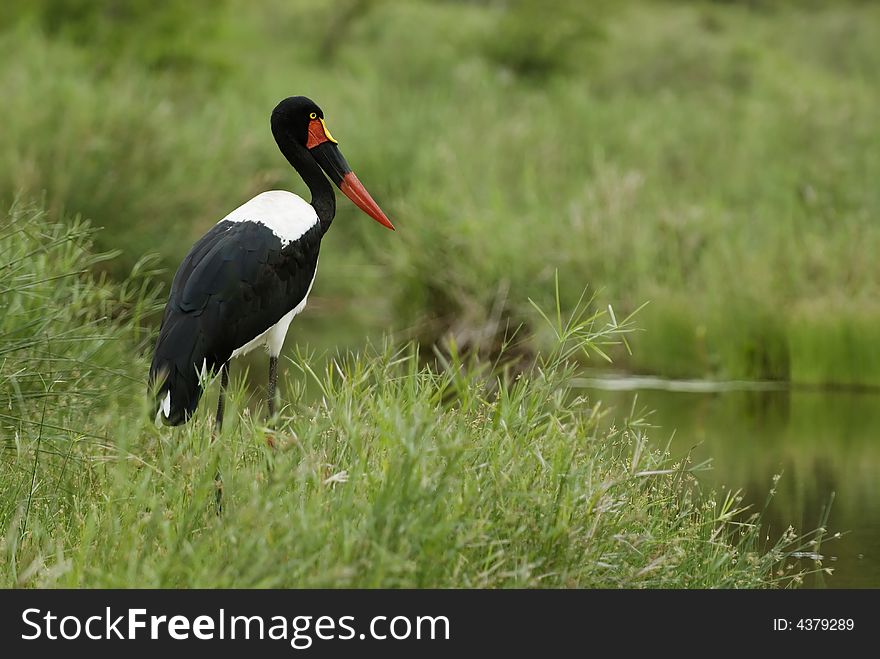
top-left (219, 190), bottom-right (318, 246)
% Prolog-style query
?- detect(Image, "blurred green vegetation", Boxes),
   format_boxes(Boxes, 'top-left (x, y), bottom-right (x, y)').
top-left (1, 0), bottom-right (877, 385)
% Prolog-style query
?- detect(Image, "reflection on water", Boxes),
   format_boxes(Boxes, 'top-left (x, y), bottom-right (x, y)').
top-left (577, 375), bottom-right (880, 588)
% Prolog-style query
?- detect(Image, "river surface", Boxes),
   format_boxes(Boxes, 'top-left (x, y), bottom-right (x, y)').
top-left (576, 374), bottom-right (880, 588)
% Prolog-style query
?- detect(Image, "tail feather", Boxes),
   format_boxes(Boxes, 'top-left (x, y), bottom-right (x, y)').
top-left (149, 313), bottom-right (213, 426)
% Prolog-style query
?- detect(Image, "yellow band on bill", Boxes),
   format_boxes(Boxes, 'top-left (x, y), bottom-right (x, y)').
top-left (319, 118), bottom-right (338, 144)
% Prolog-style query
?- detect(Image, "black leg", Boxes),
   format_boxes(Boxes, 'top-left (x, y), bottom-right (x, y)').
top-left (268, 355), bottom-right (278, 419)
top-left (215, 361), bottom-right (229, 434)
top-left (214, 362), bottom-right (229, 515)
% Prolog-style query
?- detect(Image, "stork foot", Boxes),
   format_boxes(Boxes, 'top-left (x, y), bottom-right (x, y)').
top-left (264, 429), bottom-right (298, 450)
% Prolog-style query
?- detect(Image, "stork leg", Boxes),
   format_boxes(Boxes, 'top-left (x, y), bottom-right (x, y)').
top-left (264, 355), bottom-right (280, 450)
top-left (213, 361), bottom-right (229, 514)
top-left (215, 361), bottom-right (230, 432)
top-left (268, 355), bottom-right (278, 419)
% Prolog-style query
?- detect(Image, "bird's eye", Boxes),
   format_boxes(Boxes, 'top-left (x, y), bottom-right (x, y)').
top-left (309, 112), bottom-right (317, 119)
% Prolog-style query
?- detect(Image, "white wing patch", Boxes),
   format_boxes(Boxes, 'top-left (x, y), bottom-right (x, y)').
top-left (162, 391), bottom-right (171, 418)
top-left (220, 190), bottom-right (318, 246)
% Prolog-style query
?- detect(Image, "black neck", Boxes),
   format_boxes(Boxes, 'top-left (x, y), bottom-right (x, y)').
top-left (274, 131), bottom-right (335, 234)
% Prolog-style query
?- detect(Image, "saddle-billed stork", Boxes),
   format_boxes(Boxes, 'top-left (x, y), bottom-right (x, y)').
top-left (149, 96), bottom-right (393, 429)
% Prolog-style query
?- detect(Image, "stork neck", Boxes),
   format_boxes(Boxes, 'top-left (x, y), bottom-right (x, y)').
top-left (275, 134), bottom-right (335, 234)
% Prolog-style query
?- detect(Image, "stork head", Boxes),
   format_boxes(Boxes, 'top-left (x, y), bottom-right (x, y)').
top-left (271, 96), bottom-right (394, 230)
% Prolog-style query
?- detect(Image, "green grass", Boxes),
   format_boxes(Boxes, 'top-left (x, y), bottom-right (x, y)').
top-left (0, 204), bottom-right (824, 588)
top-left (0, 0), bottom-right (878, 385)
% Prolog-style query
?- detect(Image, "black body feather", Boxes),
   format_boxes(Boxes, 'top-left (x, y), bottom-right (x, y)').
top-left (149, 220), bottom-right (321, 425)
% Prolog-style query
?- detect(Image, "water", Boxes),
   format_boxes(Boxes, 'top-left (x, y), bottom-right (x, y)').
top-left (576, 374), bottom-right (880, 588)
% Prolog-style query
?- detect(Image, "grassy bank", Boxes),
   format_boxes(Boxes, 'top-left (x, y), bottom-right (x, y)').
top-left (0, 205), bottom-right (823, 587)
top-left (1, 0), bottom-right (878, 386)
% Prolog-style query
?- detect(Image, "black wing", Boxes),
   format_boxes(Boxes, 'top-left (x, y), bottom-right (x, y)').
top-left (149, 220), bottom-right (321, 425)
